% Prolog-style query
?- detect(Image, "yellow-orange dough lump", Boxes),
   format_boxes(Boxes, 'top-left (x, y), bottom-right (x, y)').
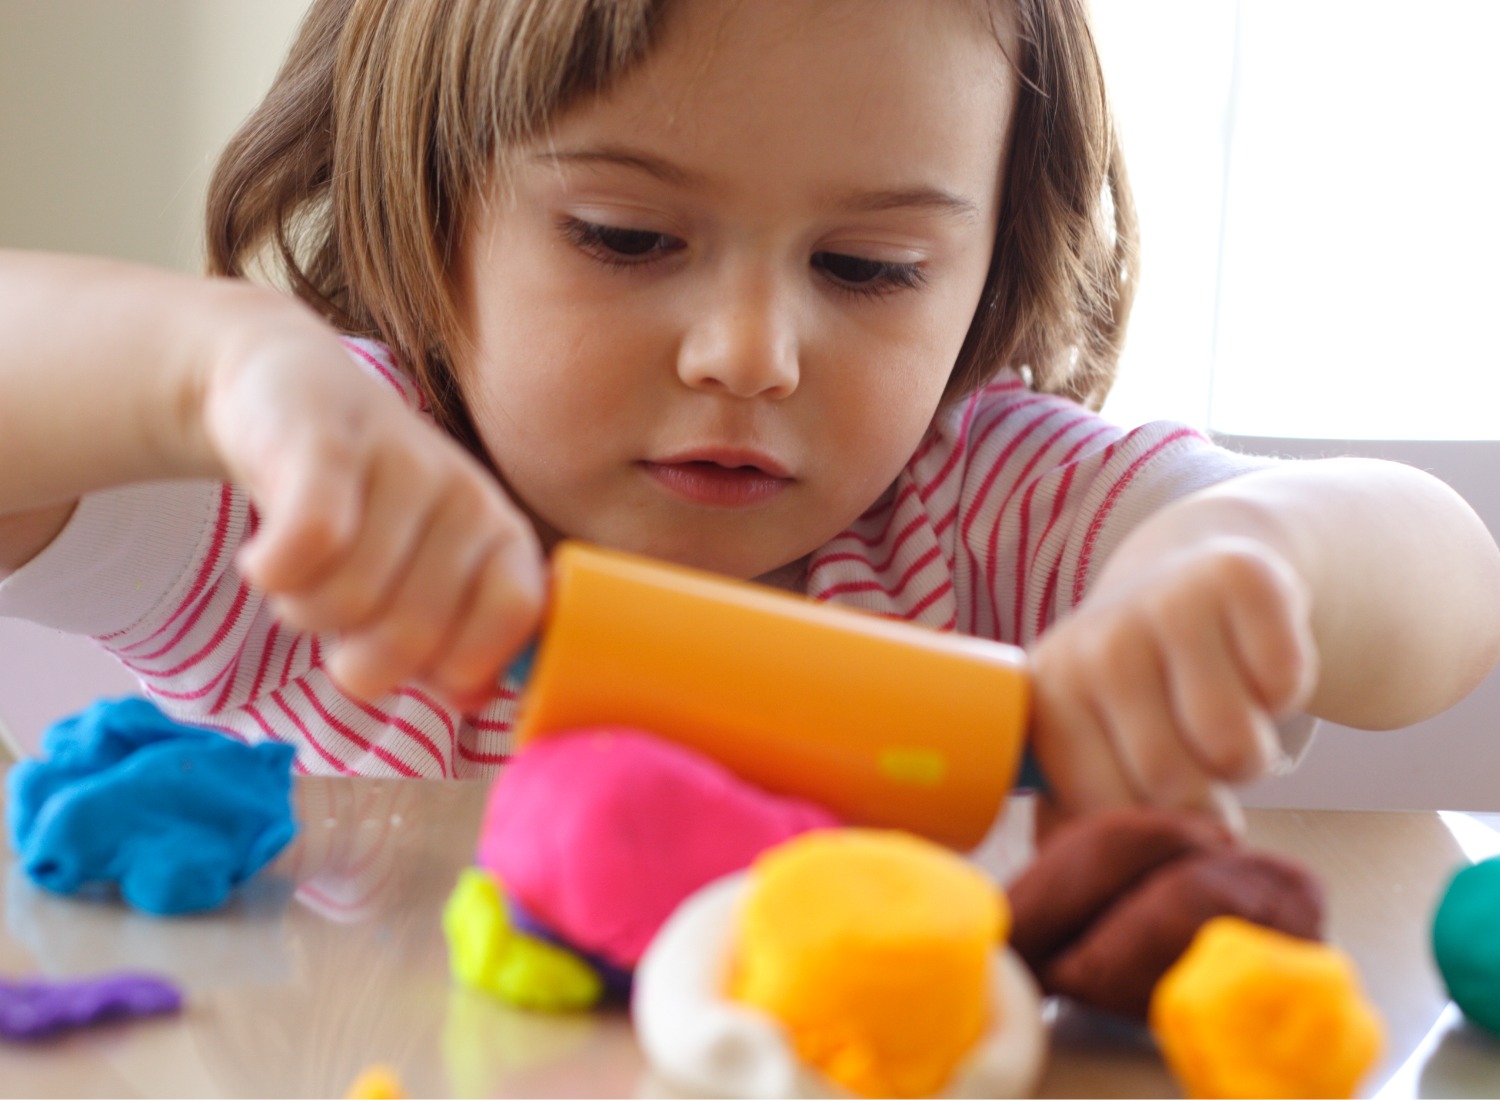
top-left (1150, 916), bottom-right (1384, 1099)
top-left (727, 829), bottom-right (1006, 1098)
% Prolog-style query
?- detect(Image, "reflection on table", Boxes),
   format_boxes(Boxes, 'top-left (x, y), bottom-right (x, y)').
top-left (1, 773), bottom-right (1498, 1098)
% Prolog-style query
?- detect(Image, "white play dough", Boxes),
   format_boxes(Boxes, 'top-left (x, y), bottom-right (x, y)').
top-left (632, 872), bottom-right (1047, 1099)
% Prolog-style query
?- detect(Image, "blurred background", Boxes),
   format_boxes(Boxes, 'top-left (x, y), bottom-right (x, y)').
top-left (0, 1), bottom-right (308, 272)
top-left (0, 0), bottom-right (311, 757)
top-left (1, 1), bottom-right (1497, 809)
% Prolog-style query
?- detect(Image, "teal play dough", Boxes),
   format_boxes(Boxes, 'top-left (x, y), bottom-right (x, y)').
top-left (1432, 857), bottom-right (1500, 1035)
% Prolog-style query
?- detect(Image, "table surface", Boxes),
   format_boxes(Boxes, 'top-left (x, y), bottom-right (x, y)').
top-left (2, 772), bottom-right (1498, 1099)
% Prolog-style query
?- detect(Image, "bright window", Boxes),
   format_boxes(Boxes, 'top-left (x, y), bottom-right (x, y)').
top-left (1094, 2), bottom-right (1500, 440)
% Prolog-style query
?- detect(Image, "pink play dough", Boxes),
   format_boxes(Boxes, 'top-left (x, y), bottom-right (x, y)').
top-left (477, 728), bottom-right (840, 968)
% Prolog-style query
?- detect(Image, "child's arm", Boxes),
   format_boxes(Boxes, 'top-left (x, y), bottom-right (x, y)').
top-left (1028, 457), bottom-right (1500, 822)
top-left (0, 250), bottom-right (543, 708)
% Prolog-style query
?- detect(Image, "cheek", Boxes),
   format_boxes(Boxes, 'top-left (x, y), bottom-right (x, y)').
top-left (466, 356), bottom-right (593, 473)
top-left (461, 297), bottom-right (638, 447)
top-left (455, 225), bottom-right (648, 442)
top-left (883, 315), bottom-right (966, 421)
top-left (832, 351), bottom-right (952, 486)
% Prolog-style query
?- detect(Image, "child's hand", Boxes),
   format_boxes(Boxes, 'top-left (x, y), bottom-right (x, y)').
top-left (197, 287), bottom-right (544, 708)
top-left (1026, 536), bottom-right (1318, 829)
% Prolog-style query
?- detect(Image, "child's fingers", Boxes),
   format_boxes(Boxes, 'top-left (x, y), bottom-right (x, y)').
top-left (1217, 547), bottom-right (1318, 713)
top-left (263, 454), bottom-right (435, 632)
top-left (238, 444), bottom-right (364, 593)
top-left (1030, 641), bottom-right (1140, 815)
top-left (421, 532), bottom-right (545, 707)
top-left (320, 483), bottom-right (513, 699)
top-left (1160, 598), bottom-right (1287, 782)
top-left (1083, 630), bottom-right (1220, 815)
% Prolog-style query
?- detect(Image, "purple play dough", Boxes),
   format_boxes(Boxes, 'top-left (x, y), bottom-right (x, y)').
top-left (0, 972), bottom-right (181, 1040)
top-left (505, 893), bottom-right (636, 1001)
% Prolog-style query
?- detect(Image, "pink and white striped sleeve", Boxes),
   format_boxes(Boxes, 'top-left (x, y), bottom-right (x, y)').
top-left (0, 338), bottom-right (480, 776)
top-left (803, 373), bottom-right (1278, 648)
top-left (945, 379), bottom-right (1277, 646)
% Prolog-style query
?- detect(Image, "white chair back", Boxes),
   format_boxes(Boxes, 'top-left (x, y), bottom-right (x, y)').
top-left (1223, 436), bottom-right (1500, 812)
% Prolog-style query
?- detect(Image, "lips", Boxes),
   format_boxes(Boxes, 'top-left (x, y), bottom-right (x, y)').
top-left (640, 450), bottom-right (793, 507)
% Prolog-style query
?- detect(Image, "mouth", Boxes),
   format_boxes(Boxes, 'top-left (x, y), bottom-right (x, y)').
top-left (639, 450), bottom-right (794, 507)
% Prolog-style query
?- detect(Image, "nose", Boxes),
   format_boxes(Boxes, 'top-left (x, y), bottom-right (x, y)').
top-left (676, 273), bottom-right (800, 399)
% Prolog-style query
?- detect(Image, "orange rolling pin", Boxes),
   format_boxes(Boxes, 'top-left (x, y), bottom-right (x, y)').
top-left (515, 541), bottom-right (1029, 850)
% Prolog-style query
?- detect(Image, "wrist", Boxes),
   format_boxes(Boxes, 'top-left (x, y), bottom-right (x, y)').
top-left (1093, 489), bottom-right (1309, 602)
top-left (167, 279), bottom-right (328, 482)
top-left (128, 273), bottom-right (271, 482)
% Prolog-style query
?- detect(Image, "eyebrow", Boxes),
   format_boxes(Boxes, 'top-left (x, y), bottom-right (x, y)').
top-left (533, 146), bottom-right (981, 224)
top-left (834, 186), bottom-right (980, 224)
top-left (534, 147), bottom-right (704, 189)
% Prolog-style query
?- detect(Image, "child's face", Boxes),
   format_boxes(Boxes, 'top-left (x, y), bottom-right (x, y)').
top-left (455, 0), bottom-right (1018, 579)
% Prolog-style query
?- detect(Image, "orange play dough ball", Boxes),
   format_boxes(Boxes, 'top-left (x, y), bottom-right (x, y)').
top-left (727, 829), bottom-right (1006, 1098)
top-left (1150, 916), bottom-right (1384, 1099)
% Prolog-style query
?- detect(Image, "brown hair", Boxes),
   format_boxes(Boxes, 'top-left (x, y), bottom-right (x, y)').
top-left (206, 0), bottom-right (1136, 460)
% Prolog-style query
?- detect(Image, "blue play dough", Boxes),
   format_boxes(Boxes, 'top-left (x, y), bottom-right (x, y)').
top-left (505, 639), bottom-right (538, 688)
top-left (6, 698), bottom-right (298, 915)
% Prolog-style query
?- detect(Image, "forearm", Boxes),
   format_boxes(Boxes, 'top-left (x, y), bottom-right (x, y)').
top-left (0, 249), bottom-right (233, 514)
top-left (1095, 457), bottom-right (1500, 729)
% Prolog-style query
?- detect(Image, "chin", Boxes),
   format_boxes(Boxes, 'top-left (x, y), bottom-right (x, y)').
top-left (585, 530), bottom-right (799, 585)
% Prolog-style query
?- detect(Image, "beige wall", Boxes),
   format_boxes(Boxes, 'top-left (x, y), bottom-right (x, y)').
top-left (0, 0), bottom-right (311, 271)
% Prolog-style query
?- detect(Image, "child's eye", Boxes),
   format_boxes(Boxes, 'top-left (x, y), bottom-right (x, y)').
top-left (812, 251), bottom-right (927, 297)
top-left (561, 218), bottom-right (683, 266)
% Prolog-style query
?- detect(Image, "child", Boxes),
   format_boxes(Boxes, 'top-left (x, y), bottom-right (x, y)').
top-left (1, 0), bottom-right (1497, 827)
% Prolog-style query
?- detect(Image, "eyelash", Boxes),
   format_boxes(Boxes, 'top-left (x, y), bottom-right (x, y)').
top-left (558, 217), bottom-right (927, 298)
top-left (811, 252), bottom-right (927, 298)
top-left (560, 218), bottom-right (683, 267)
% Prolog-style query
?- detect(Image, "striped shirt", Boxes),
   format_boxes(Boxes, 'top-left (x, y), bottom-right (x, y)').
top-left (0, 339), bottom-right (1272, 779)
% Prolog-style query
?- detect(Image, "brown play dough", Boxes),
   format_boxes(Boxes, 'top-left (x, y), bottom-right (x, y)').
top-left (1008, 806), bottom-right (1324, 1019)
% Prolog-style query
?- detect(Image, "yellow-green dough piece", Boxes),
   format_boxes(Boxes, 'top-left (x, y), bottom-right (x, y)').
top-left (443, 867), bottom-right (604, 1011)
top-left (1432, 856), bottom-right (1500, 1035)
